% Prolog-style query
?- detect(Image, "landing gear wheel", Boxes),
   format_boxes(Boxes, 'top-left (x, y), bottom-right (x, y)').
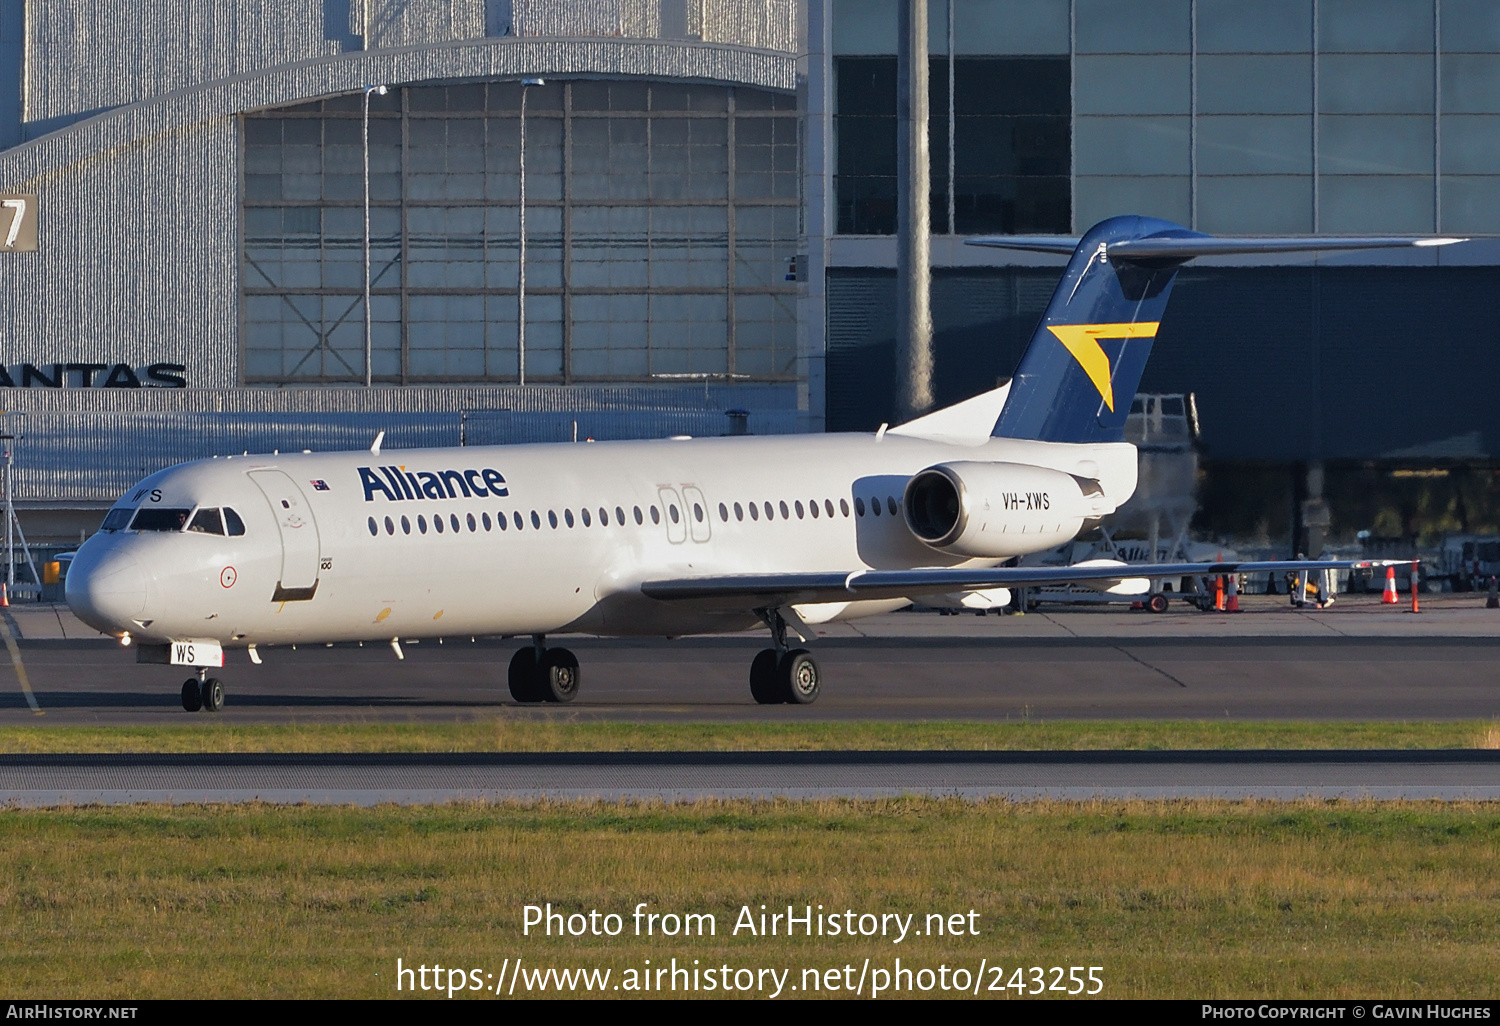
top-left (200, 677), bottom-right (224, 713)
top-left (181, 678), bottom-right (202, 712)
top-left (539, 648), bottom-right (580, 703)
top-left (508, 647), bottom-right (543, 703)
top-left (1147, 593), bottom-right (1170, 614)
top-left (779, 649), bottom-right (820, 705)
top-left (749, 648), bottom-right (782, 704)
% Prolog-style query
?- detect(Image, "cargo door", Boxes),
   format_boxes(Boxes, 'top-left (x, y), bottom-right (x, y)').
top-left (248, 469), bottom-right (321, 601)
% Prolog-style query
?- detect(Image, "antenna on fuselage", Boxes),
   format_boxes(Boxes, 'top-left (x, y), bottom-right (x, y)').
top-left (371, 430), bottom-right (385, 455)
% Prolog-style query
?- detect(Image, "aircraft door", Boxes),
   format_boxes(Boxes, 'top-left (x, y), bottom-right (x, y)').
top-left (681, 485), bottom-right (711, 543)
top-left (248, 469), bottom-right (322, 601)
top-left (657, 487), bottom-right (687, 544)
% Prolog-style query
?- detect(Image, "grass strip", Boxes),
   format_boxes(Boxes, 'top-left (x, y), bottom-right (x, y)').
top-left (1, 799), bottom-right (1497, 999)
top-left (0, 719), bottom-right (1496, 754)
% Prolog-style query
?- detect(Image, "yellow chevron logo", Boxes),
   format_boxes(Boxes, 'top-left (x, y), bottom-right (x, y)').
top-left (1046, 321), bottom-right (1160, 412)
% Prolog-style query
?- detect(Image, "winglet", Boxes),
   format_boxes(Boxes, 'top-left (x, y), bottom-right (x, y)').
top-left (371, 430), bottom-right (385, 455)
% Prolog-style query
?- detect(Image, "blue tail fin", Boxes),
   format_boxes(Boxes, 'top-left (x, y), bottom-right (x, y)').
top-left (975, 215), bottom-right (1464, 444)
top-left (990, 215), bottom-right (1200, 444)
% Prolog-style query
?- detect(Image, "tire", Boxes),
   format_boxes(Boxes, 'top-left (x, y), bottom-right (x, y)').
top-left (779, 649), bottom-right (820, 705)
top-left (539, 648), bottom-right (580, 703)
top-left (200, 677), bottom-right (224, 712)
top-left (181, 678), bottom-right (202, 712)
top-left (749, 648), bottom-right (782, 704)
top-left (508, 647), bottom-right (542, 703)
top-left (1147, 593), bottom-right (1170, 614)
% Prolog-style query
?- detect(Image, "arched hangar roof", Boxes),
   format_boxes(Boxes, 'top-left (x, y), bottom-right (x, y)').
top-left (0, 36), bottom-right (797, 188)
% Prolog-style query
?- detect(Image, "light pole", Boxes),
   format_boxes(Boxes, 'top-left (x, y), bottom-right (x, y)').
top-left (517, 77), bottom-right (544, 386)
top-left (362, 83), bottom-right (388, 388)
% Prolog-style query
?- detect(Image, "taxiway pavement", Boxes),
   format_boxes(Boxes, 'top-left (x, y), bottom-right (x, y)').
top-left (1, 595), bottom-right (1497, 724)
top-left (3, 750), bottom-right (1499, 805)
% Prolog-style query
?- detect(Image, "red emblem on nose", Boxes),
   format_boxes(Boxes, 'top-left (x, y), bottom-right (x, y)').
top-left (221, 566), bottom-right (237, 589)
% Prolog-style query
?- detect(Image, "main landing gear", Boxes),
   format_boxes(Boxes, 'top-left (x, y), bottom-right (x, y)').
top-left (749, 608), bottom-right (820, 705)
top-left (508, 635), bottom-right (580, 703)
top-left (180, 668), bottom-right (224, 713)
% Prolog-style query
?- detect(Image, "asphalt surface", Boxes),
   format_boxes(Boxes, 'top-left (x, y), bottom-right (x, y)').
top-left (2, 596), bottom-right (1500, 724)
top-left (4, 750), bottom-right (1499, 805)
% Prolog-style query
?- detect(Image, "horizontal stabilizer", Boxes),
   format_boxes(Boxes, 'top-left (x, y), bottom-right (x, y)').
top-left (641, 559), bottom-right (1399, 607)
top-left (966, 236), bottom-right (1080, 255)
top-left (1106, 235), bottom-right (1467, 260)
top-left (969, 233), bottom-right (1466, 263)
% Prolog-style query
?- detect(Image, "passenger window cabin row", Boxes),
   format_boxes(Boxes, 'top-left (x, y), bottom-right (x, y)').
top-left (369, 504), bottom-right (648, 538)
top-left (715, 495), bottom-right (900, 522)
top-left (364, 491), bottom-right (907, 538)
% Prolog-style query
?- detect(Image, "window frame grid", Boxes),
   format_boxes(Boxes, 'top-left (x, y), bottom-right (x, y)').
top-left (241, 81), bottom-right (799, 386)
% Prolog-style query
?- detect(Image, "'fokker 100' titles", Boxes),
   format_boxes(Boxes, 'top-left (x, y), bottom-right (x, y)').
top-left (358, 466), bottom-right (510, 502)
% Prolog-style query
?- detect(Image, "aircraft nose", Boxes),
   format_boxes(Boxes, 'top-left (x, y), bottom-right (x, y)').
top-left (65, 552), bottom-right (147, 632)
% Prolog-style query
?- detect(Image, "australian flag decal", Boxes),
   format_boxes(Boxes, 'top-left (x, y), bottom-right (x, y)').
top-left (310, 479), bottom-right (330, 491)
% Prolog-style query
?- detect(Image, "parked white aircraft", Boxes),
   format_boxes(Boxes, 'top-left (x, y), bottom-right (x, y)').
top-left (65, 216), bottom-right (1459, 711)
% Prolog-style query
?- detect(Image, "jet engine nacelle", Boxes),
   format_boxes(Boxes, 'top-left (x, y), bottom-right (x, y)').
top-left (902, 461), bottom-right (1111, 558)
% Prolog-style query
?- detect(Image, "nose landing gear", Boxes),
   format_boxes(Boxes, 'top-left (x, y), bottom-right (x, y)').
top-left (181, 668), bottom-right (224, 713)
top-left (508, 635), bottom-right (580, 703)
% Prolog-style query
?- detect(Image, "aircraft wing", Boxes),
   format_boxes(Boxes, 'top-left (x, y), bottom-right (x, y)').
top-left (640, 559), bottom-right (1394, 606)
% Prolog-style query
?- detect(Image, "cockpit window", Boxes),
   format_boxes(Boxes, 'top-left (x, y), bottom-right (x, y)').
top-left (224, 508), bottom-right (246, 536)
top-left (187, 508), bottom-right (225, 535)
top-left (100, 508), bottom-right (133, 532)
top-left (130, 508), bottom-right (192, 532)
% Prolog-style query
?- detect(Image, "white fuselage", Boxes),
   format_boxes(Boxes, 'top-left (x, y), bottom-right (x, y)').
top-left (65, 432), bottom-right (1137, 647)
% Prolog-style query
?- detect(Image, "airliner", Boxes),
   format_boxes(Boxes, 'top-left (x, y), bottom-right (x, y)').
top-left (64, 216), bottom-right (1459, 711)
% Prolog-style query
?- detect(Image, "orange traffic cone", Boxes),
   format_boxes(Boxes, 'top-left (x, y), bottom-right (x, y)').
top-left (1225, 573), bottom-right (1241, 612)
top-left (1, 582), bottom-right (9, 607)
top-left (1381, 565), bottom-right (1399, 604)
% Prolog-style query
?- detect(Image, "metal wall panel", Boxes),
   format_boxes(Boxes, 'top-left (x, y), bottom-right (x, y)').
top-left (3, 383), bottom-right (799, 502)
top-left (0, 116), bottom-right (241, 386)
top-left (0, 39), bottom-right (795, 188)
top-left (0, 382), bottom-right (797, 415)
top-left (10, 411), bottom-right (461, 502)
top-left (26, 2), bottom-right (797, 131)
top-left (516, 0), bottom-right (662, 38)
top-left (29, 3), bottom-right (338, 129)
top-left (367, 0), bottom-right (488, 51)
top-left (509, 1), bottom-right (797, 50)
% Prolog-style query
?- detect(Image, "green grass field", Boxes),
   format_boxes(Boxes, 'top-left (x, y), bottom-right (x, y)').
top-left (2, 799), bottom-right (1498, 999)
top-left (4, 721), bottom-right (1495, 998)
top-left (0, 719), bottom-right (1496, 754)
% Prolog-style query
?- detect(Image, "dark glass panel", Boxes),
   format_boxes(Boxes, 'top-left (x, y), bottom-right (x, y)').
top-left (954, 59), bottom-right (1070, 117)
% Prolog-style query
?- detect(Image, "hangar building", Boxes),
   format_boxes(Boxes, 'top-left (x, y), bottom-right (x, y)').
top-left (0, 0), bottom-right (1495, 551)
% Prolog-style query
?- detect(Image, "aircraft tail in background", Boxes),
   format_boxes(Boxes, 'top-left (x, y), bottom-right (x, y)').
top-left (968, 215), bottom-right (1465, 445)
